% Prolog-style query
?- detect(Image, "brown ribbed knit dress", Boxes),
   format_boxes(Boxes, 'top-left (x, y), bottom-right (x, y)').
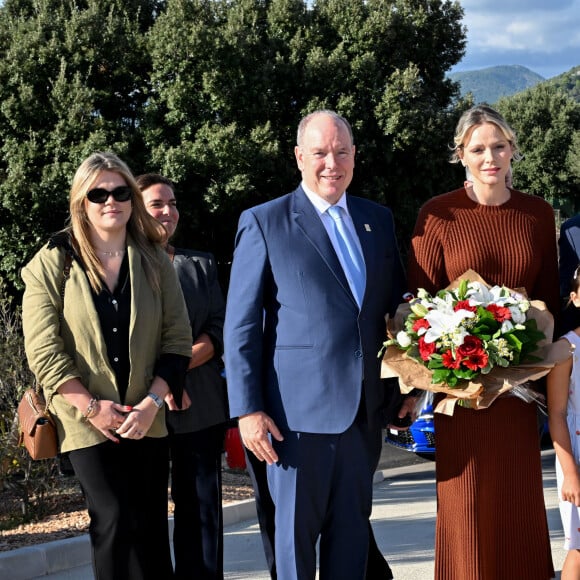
top-left (407, 187), bottom-right (559, 580)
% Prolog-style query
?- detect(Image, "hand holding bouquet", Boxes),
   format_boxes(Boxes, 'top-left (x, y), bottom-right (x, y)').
top-left (381, 270), bottom-right (569, 414)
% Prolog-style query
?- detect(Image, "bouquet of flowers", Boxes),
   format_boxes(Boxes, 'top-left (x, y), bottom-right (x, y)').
top-left (381, 270), bottom-right (568, 414)
top-left (383, 279), bottom-right (544, 387)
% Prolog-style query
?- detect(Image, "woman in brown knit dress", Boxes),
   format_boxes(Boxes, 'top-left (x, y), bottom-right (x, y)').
top-left (407, 104), bottom-right (559, 580)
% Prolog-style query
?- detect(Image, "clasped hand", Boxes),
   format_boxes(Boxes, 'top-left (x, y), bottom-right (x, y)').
top-left (88, 399), bottom-right (156, 443)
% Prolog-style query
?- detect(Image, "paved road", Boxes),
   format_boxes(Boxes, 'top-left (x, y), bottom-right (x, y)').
top-left (3, 443), bottom-right (566, 579)
top-left (221, 448), bottom-right (565, 580)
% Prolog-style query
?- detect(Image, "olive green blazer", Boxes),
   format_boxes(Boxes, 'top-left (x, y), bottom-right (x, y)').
top-left (21, 236), bottom-right (193, 453)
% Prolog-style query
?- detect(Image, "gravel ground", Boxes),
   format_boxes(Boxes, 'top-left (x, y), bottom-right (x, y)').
top-left (0, 468), bottom-right (254, 552)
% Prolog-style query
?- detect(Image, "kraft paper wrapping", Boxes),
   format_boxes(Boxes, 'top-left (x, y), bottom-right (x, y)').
top-left (380, 270), bottom-right (571, 415)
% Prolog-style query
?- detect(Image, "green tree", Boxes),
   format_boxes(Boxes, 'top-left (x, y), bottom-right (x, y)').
top-left (299, 0), bottom-right (469, 244)
top-left (143, 0), bottom-right (312, 261)
top-left (497, 84), bottom-right (580, 217)
top-left (0, 0), bottom-right (156, 292)
top-left (0, 0), bottom-right (469, 290)
top-left (144, 0), bottom-right (468, 265)
top-left (568, 130), bottom-right (580, 197)
top-left (548, 65), bottom-right (580, 104)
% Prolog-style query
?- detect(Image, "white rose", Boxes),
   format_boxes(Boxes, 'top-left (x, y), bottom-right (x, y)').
top-left (397, 331), bottom-right (412, 348)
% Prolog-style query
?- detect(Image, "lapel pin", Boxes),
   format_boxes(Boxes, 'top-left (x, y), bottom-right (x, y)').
top-left (364, 224), bottom-right (371, 232)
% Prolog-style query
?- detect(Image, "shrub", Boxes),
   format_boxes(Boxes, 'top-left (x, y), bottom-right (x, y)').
top-left (0, 286), bottom-right (62, 528)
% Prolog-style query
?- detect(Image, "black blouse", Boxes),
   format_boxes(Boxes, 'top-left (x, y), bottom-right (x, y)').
top-left (91, 254), bottom-right (131, 401)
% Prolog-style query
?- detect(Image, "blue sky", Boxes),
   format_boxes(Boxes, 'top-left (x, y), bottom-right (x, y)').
top-left (451, 0), bottom-right (580, 79)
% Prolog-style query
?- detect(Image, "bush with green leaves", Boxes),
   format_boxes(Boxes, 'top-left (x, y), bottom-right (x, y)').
top-left (0, 287), bottom-right (62, 528)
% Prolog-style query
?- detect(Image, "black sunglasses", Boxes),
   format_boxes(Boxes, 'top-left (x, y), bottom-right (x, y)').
top-left (86, 185), bottom-right (132, 204)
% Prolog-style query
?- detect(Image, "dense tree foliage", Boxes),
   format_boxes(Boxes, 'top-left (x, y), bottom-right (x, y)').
top-left (0, 0), bottom-right (156, 291)
top-left (568, 131), bottom-right (580, 194)
top-left (0, 0), bottom-right (476, 293)
top-left (548, 65), bottom-right (580, 103)
top-left (497, 84), bottom-right (580, 218)
top-left (143, 0), bottom-right (468, 268)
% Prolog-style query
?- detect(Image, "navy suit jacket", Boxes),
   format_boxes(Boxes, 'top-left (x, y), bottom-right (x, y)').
top-left (225, 186), bottom-right (404, 434)
top-left (559, 214), bottom-right (580, 298)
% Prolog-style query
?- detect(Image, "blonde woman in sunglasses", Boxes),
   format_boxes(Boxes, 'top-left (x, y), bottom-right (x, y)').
top-left (21, 151), bottom-right (192, 580)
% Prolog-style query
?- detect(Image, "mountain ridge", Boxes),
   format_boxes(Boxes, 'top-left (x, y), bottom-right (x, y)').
top-left (449, 64), bottom-right (545, 104)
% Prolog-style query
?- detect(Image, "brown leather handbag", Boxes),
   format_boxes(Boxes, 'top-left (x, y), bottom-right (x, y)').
top-left (17, 388), bottom-right (57, 460)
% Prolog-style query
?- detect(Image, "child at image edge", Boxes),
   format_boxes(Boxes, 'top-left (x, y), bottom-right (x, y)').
top-left (548, 266), bottom-right (580, 580)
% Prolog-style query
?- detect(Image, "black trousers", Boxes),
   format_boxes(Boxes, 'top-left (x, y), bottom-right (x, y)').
top-left (69, 438), bottom-right (173, 580)
top-left (169, 424), bottom-right (225, 580)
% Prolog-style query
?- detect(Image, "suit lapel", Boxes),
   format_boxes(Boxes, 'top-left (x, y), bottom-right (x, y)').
top-left (291, 187), bottom-right (356, 304)
top-left (127, 239), bottom-right (141, 344)
top-left (73, 263), bottom-right (109, 352)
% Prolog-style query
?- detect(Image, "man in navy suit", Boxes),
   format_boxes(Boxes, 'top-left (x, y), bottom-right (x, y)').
top-left (225, 110), bottom-right (405, 579)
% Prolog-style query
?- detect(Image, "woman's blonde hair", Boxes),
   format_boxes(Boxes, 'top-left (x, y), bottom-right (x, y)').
top-left (450, 104), bottom-right (522, 164)
top-left (68, 151), bottom-right (167, 293)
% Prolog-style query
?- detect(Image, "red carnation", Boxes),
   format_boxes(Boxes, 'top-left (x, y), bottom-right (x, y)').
top-left (412, 318), bottom-right (430, 333)
top-left (454, 300), bottom-right (477, 313)
top-left (486, 303), bottom-right (511, 322)
top-left (418, 336), bottom-right (437, 361)
top-left (463, 351), bottom-right (489, 371)
top-left (442, 349), bottom-right (461, 369)
top-left (455, 336), bottom-right (489, 371)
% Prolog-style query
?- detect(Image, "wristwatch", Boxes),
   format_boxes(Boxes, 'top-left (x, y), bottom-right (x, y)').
top-left (146, 392), bottom-right (164, 409)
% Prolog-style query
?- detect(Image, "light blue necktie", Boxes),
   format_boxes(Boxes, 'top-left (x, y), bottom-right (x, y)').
top-left (327, 205), bottom-right (366, 306)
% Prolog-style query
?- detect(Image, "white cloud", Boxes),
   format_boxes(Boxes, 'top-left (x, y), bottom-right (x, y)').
top-left (453, 0), bottom-right (580, 78)
top-left (459, 0), bottom-right (574, 14)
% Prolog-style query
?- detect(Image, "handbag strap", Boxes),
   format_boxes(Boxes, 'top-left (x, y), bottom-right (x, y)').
top-left (34, 251), bottom-right (73, 401)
